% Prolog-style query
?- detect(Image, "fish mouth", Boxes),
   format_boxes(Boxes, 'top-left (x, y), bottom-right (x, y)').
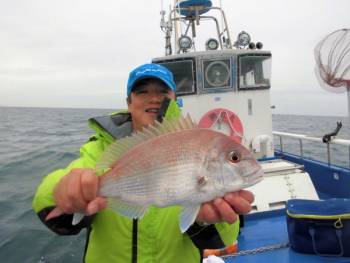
top-left (244, 168), bottom-right (264, 186)
top-left (145, 108), bottom-right (160, 114)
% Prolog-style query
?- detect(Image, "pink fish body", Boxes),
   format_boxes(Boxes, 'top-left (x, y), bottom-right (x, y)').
top-left (96, 115), bottom-right (263, 232)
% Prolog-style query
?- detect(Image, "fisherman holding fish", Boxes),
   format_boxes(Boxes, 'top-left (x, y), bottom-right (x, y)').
top-left (33, 63), bottom-right (261, 262)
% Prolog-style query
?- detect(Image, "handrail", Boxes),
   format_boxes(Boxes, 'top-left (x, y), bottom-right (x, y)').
top-left (167, 5), bottom-right (232, 54)
top-left (273, 131), bottom-right (350, 146)
top-left (273, 131), bottom-right (350, 167)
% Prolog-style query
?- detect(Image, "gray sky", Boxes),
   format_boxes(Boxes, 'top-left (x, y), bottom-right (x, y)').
top-left (0, 0), bottom-right (349, 116)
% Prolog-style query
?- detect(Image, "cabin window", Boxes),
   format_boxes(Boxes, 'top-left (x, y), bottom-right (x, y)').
top-left (238, 55), bottom-right (271, 90)
top-left (202, 59), bottom-right (232, 91)
top-left (158, 60), bottom-right (195, 95)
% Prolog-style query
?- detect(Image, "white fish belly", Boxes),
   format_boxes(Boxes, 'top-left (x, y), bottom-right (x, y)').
top-left (100, 161), bottom-right (206, 207)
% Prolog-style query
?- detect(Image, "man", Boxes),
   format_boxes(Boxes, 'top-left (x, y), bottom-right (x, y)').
top-left (33, 63), bottom-right (254, 262)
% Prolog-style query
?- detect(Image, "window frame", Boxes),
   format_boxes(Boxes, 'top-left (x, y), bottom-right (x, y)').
top-left (237, 54), bottom-right (272, 91)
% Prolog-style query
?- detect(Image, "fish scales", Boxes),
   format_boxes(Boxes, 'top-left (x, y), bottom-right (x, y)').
top-left (100, 129), bottom-right (216, 205)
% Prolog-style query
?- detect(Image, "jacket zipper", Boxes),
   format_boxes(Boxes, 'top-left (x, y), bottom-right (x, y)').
top-left (132, 219), bottom-right (138, 263)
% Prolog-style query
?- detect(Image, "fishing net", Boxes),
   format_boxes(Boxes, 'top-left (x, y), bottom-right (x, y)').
top-left (314, 28), bottom-right (350, 93)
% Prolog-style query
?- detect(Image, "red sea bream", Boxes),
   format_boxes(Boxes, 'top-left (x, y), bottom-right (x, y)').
top-left (96, 115), bottom-right (264, 232)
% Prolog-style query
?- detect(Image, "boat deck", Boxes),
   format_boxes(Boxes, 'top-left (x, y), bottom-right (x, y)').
top-left (222, 156), bottom-right (350, 263)
top-left (224, 210), bottom-right (350, 263)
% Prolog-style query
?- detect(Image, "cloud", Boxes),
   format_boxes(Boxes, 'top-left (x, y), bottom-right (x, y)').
top-left (0, 0), bottom-right (349, 116)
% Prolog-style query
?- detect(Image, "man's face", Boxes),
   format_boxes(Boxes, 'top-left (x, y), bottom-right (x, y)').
top-left (127, 80), bottom-right (176, 131)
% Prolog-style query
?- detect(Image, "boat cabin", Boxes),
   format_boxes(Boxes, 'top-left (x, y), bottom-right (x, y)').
top-left (154, 0), bottom-right (273, 159)
top-left (153, 0), bottom-right (319, 213)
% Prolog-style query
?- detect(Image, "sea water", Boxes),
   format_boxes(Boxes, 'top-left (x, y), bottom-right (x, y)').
top-left (0, 107), bottom-right (349, 262)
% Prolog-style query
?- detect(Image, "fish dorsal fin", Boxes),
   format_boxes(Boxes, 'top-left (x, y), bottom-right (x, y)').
top-left (96, 114), bottom-right (197, 171)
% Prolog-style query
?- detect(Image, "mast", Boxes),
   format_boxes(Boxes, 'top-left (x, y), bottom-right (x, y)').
top-left (173, 0), bottom-right (181, 53)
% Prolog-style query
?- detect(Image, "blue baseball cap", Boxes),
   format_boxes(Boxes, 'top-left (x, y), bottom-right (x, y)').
top-left (127, 63), bottom-right (176, 96)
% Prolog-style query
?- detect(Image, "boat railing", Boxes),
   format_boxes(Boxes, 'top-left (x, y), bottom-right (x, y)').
top-left (160, 1), bottom-right (233, 55)
top-left (273, 131), bottom-right (350, 168)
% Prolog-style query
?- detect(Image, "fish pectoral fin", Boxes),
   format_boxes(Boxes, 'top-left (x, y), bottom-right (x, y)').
top-left (179, 205), bottom-right (201, 233)
top-left (108, 198), bottom-right (148, 219)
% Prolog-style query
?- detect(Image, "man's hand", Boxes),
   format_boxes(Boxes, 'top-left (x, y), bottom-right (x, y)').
top-left (46, 168), bottom-right (107, 220)
top-left (196, 190), bottom-right (254, 225)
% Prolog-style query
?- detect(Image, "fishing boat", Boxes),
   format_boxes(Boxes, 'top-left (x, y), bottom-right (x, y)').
top-left (153, 1), bottom-right (350, 262)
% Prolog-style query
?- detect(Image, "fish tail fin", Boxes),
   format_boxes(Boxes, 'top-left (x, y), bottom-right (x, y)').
top-left (45, 207), bottom-right (85, 225)
top-left (45, 207), bottom-right (64, 221)
top-left (72, 213), bottom-right (85, 225)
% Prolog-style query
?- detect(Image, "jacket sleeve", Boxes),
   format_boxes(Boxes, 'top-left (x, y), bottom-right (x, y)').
top-left (186, 220), bottom-right (240, 250)
top-left (32, 136), bottom-right (107, 235)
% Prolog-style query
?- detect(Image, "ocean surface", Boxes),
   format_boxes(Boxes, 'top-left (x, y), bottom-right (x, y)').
top-left (0, 106), bottom-right (349, 263)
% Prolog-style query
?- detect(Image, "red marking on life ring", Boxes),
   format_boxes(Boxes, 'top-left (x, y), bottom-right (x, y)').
top-left (198, 108), bottom-right (244, 143)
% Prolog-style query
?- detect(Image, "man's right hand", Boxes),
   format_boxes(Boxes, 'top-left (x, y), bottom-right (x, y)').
top-left (46, 168), bottom-right (107, 221)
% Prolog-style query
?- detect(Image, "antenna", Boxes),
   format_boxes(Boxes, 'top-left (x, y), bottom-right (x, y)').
top-left (160, 1), bottom-right (173, 55)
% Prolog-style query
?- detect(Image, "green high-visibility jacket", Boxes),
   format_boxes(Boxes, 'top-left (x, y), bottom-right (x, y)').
top-left (32, 105), bottom-right (240, 263)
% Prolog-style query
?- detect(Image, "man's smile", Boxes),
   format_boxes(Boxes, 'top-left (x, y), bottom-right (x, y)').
top-left (145, 108), bottom-right (160, 113)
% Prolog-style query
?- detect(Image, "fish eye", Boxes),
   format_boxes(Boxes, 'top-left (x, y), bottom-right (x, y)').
top-left (228, 151), bottom-right (241, 163)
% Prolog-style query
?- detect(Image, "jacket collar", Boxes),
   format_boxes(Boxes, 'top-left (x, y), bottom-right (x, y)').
top-left (89, 111), bottom-right (133, 140)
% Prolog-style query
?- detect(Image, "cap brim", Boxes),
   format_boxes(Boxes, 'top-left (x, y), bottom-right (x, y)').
top-left (130, 75), bottom-right (175, 93)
